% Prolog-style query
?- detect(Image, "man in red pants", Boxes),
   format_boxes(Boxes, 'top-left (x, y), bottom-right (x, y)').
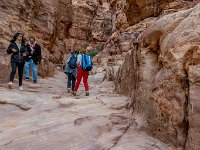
top-left (73, 50), bottom-right (89, 96)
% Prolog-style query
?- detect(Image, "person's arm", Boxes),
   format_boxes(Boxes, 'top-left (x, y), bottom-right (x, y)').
top-left (22, 44), bottom-right (29, 57)
top-left (7, 43), bottom-right (15, 54)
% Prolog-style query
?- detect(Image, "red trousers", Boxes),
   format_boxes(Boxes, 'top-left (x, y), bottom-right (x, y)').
top-left (74, 66), bottom-right (89, 92)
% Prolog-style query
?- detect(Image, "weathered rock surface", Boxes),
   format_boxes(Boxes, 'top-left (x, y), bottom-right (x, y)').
top-left (109, 0), bottom-right (197, 32)
top-left (0, 0), bottom-right (112, 82)
top-left (93, 0), bottom-right (197, 81)
top-left (0, 0), bottom-right (196, 83)
top-left (93, 17), bottom-right (157, 82)
top-left (0, 72), bottom-right (174, 150)
top-left (115, 3), bottom-right (200, 150)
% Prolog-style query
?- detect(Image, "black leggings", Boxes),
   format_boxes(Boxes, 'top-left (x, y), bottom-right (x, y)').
top-left (9, 62), bottom-right (24, 86)
top-left (67, 73), bottom-right (76, 91)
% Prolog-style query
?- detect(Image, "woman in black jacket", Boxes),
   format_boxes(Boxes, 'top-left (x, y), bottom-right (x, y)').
top-left (7, 32), bottom-right (28, 91)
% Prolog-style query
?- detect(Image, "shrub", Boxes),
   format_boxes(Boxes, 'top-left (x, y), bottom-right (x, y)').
top-left (89, 44), bottom-right (104, 58)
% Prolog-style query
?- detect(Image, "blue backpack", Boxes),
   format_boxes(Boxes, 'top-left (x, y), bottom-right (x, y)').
top-left (67, 54), bottom-right (77, 69)
top-left (82, 54), bottom-right (93, 71)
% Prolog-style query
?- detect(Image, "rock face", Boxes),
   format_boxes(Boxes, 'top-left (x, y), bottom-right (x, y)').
top-left (0, 0), bottom-right (112, 82)
top-left (110, 0), bottom-right (179, 32)
top-left (93, 17), bottom-right (157, 82)
top-left (93, 0), bottom-right (186, 80)
top-left (115, 2), bottom-right (200, 149)
top-left (0, 0), bottom-right (70, 78)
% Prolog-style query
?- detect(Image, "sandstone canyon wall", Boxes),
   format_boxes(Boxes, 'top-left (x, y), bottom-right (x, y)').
top-left (91, 0), bottom-right (200, 149)
top-left (0, 0), bottom-right (112, 83)
top-left (113, 1), bottom-right (200, 150)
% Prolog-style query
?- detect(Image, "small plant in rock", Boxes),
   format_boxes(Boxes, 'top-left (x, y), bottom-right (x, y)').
top-left (89, 48), bottom-right (98, 58)
top-left (88, 45), bottom-right (104, 58)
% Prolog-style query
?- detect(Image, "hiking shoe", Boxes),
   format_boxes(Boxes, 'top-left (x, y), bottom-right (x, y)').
top-left (19, 86), bottom-right (24, 91)
top-left (67, 88), bottom-right (71, 93)
top-left (25, 77), bottom-right (29, 80)
top-left (72, 91), bottom-right (77, 96)
top-left (8, 82), bottom-right (13, 89)
top-left (86, 92), bottom-right (89, 96)
top-left (33, 80), bottom-right (37, 84)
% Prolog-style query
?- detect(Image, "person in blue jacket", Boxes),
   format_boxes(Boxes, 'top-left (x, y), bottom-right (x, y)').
top-left (64, 48), bottom-right (78, 93)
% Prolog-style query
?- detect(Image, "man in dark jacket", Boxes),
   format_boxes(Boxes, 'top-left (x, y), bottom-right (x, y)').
top-left (24, 36), bottom-right (42, 83)
top-left (7, 32), bottom-right (28, 91)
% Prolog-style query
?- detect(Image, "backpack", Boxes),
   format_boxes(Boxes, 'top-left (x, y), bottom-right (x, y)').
top-left (82, 54), bottom-right (93, 71)
top-left (67, 54), bottom-right (77, 69)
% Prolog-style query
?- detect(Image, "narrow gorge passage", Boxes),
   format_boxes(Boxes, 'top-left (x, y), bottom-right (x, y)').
top-left (0, 71), bottom-right (175, 150)
top-left (0, 1), bottom-right (199, 149)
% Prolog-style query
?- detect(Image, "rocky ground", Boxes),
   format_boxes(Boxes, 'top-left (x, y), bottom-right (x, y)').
top-left (0, 71), bottom-right (175, 150)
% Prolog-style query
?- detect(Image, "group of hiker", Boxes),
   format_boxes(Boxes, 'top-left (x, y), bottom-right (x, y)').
top-left (7, 32), bottom-right (41, 91)
top-left (6, 32), bottom-right (93, 96)
top-left (64, 48), bottom-right (93, 96)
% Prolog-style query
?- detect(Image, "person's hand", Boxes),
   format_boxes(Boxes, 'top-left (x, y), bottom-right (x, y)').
top-left (22, 53), bottom-right (27, 56)
top-left (12, 49), bottom-right (17, 52)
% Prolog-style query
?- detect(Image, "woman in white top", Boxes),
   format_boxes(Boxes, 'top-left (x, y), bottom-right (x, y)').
top-left (73, 49), bottom-right (89, 96)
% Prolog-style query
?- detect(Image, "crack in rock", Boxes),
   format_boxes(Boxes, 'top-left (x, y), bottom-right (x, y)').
top-left (0, 101), bottom-right (32, 111)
